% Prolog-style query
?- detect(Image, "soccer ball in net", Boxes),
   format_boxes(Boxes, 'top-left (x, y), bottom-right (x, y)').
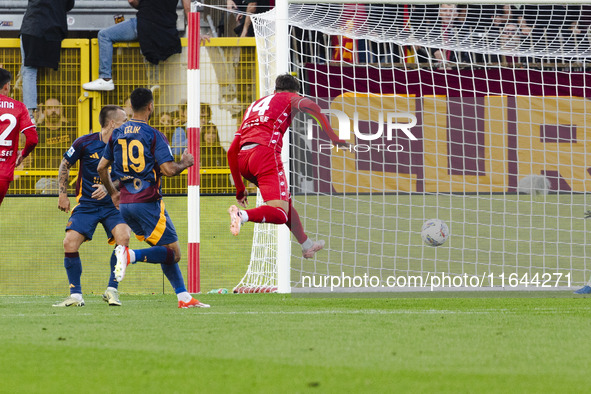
top-left (421, 219), bottom-right (449, 247)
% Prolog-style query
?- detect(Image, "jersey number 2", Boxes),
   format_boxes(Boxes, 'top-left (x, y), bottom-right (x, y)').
top-left (0, 114), bottom-right (17, 147)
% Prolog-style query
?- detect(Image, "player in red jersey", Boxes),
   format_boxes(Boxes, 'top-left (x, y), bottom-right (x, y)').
top-left (227, 73), bottom-right (347, 258)
top-left (0, 68), bottom-right (38, 206)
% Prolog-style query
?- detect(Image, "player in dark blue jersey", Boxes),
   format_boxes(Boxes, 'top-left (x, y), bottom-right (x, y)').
top-left (53, 105), bottom-right (131, 307)
top-left (98, 87), bottom-right (209, 308)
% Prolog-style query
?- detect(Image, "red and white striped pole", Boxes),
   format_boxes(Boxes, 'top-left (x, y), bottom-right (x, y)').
top-left (186, 8), bottom-right (200, 293)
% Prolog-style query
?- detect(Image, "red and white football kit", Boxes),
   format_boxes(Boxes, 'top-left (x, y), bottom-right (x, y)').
top-left (0, 93), bottom-right (38, 205)
top-left (228, 91), bottom-right (343, 202)
top-left (227, 91), bottom-right (346, 248)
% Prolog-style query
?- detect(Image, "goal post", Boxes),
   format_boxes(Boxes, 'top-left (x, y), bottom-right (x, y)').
top-left (195, 0), bottom-right (591, 293)
top-left (275, 0), bottom-right (292, 294)
top-left (187, 3), bottom-right (201, 293)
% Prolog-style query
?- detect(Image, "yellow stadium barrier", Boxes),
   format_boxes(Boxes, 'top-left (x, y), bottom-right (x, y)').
top-left (2, 37), bottom-right (257, 196)
top-left (0, 37), bottom-right (258, 295)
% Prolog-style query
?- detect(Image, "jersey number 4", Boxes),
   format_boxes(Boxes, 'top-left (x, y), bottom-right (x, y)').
top-left (243, 94), bottom-right (275, 118)
top-left (118, 139), bottom-right (146, 173)
top-left (0, 114), bottom-right (17, 147)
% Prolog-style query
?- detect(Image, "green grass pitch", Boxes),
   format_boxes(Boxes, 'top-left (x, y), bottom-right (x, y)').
top-left (3, 293), bottom-right (591, 393)
top-left (0, 195), bottom-right (254, 295)
top-left (2, 193), bottom-right (590, 295)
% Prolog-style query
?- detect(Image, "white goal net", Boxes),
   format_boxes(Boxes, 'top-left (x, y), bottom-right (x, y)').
top-left (231, 1), bottom-right (591, 292)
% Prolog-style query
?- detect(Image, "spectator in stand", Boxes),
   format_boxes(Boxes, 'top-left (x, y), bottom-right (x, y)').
top-left (171, 99), bottom-right (188, 130)
top-left (415, 3), bottom-right (469, 67)
top-left (226, 0), bottom-right (271, 110)
top-left (291, 27), bottom-right (328, 65)
top-left (26, 97), bottom-right (74, 193)
top-left (168, 100), bottom-right (189, 191)
top-left (330, 3), bottom-right (368, 64)
top-left (409, 4), bottom-right (439, 64)
top-left (459, 5), bottom-right (499, 35)
top-left (367, 4), bottom-right (404, 64)
top-left (171, 100), bottom-right (188, 158)
top-left (227, 0), bottom-right (272, 37)
top-left (517, 5), bottom-right (581, 51)
top-left (82, 0), bottom-right (190, 91)
top-left (0, 68), bottom-right (38, 206)
top-left (492, 6), bottom-right (517, 34)
top-left (19, 0), bottom-right (75, 119)
top-left (491, 6), bottom-right (523, 63)
top-left (199, 104), bottom-right (230, 193)
top-left (157, 111), bottom-right (175, 143)
top-left (432, 4), bottom-right (461, 65)
top-left (122, 96), bottom-right (133, 121)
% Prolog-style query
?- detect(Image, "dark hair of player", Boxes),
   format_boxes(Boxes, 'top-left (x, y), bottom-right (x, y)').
top-left (98, 105), bottom-right (124, 128)
top-left (275, 73), bottom-right (300, 93)
top-left (130, 87), bottom-right (153, 112)
top-left (0, 68), bottom-right (12, 89)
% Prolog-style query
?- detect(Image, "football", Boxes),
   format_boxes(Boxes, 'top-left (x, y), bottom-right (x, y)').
top-left (421, 219), bottom-right (449, 247)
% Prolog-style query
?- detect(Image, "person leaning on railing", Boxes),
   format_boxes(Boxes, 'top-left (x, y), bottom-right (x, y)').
top-left (82, 0), bottom-right (191, 92)
top-left (19, 0), bottom-right (75, 119)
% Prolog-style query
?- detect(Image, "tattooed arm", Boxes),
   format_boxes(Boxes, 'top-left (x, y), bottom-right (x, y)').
top-left (58, 158), bottom-right (72, 212)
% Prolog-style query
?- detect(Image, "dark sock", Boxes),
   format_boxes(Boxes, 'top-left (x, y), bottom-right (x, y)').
top-left (286, 200), bottom-right (308, 244)
top-left (161, 263), bottom-right (187, 294)
top-left (108, 250), bottom-right (118, 289)
top-left (133, 246), bottom-right (175, 265)
top-left (64, 252), bottom-right (82, 294)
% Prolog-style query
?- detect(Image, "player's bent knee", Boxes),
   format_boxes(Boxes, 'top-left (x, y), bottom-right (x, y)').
top-left (112, 224), bottom-right (131, 246)
top-left (266, 200), bottom-right (289, 222)
top-left (63, 238), bottom-right (74, 252)
top-left (267, 199), bottom-right (288, 210)
top-left (63, 234), bottom-right (81, 253)
top-left (164, 246), bottom-right (180, 264)
top-left (114, 234), bottom-right (130, 246)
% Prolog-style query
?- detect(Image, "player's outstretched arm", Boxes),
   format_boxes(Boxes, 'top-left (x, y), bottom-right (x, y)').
top-left (97, 157), bottom-right (120, 208)
top-left (160, 149), bottom-right (194, 177)
top-left (297, 97), bottom-right (349, 147)
top-left (58, 158), bottom-right (72, 212)
top-left (227, 134), bottom-right (248, 206)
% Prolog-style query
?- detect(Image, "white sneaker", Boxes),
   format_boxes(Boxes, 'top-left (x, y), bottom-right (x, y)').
top-left (53, 296), bottom-right (85, 307)
top-left (82, 78), bottom-right (115, 91)
top-left (102, 288), bottom-right (122, 306)
top-left (302, 240), bottom-right (325, 259)
top-left (114, 245), bottom-right (131, 282)
top-left (178, 297), bottom-right (211, 308)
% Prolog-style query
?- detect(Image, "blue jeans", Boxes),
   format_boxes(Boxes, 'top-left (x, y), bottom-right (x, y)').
top-left (19, 40), bottom-right (37, 110)
top-left (171, 126), bottom-right (187, 157)
top-left (98, 18), bottom-right (138, 78)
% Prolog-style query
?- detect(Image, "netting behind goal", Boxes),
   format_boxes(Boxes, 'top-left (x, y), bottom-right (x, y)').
top-left (236, 2), bottom-right (591, 292)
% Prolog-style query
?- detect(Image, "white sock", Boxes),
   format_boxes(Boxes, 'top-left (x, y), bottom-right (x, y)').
top-left (301, 238), bottom-right (313, 250)
top-left (70, 293), bottom-right (83, 301)
top-left (240, 210), bottom-right (249, 223)
top-left (177, 291), bottom-right (192, 302)
top-left (106, 286), bottom-right (118, 293)
top-left (128, 249), bottom-right (136, 263)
